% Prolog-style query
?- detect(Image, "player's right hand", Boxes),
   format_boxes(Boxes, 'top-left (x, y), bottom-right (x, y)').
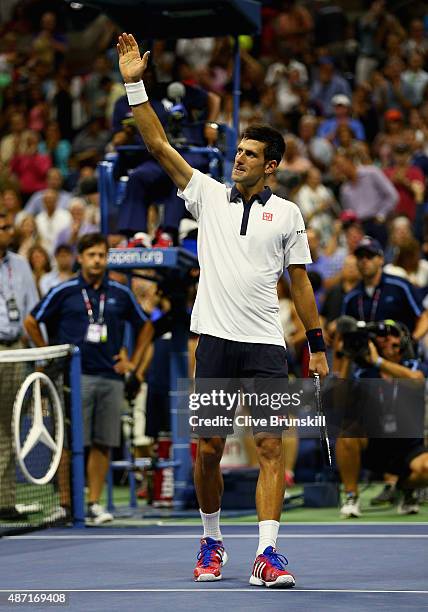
top-left (117, 33), bottom-right (150, 83)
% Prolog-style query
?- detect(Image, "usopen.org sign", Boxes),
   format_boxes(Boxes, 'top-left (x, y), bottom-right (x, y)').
top-left (108, 248), bottom-right (165, 268)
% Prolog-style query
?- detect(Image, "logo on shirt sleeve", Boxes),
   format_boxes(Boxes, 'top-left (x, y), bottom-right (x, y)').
top-left (296, 229), bottom-right (307, 235)
top-left (262, 212), bottom-right (273, 221)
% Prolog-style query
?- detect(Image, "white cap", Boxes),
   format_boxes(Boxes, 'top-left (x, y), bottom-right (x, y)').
top-left (331, 94), bottom-right (351, 107)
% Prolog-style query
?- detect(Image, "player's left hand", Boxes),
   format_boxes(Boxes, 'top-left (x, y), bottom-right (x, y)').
top-left (117, 33), bottom-right (150, 84)
top-left (309, 352), bottom-right (329, 378)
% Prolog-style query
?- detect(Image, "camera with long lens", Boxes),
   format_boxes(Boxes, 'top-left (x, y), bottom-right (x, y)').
top-left (336, 316), bottom-right (414, 365)
top-left (336, 316), bottom-right (378, 364)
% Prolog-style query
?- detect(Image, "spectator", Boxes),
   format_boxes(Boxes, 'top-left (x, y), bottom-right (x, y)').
top-left (76, 176), bottom-right (100, 227)
top-left (50, 64), bottom-right (73, 140)
top-left (31, 11), bottom-right (67, 69)
top-left (72, 117), bottom-right (110, 165)
top-left (335, 124), bottom-right (358, 155)
top-left (83, 54), bottom-right (118, 119)
top-left (355, 0), bottom-right (405, 84)
top-left (306, 227), bottom-right (346, 303)
top-left (38, 121), bottom-right (71, 178)
top-left (384, 215), bottom-right (414, 264)
top-left (296, 166), bottom-right (336, 246)
top-left (10, 131), bottom-right (52, 201)
top-left (402, 51), bottom-right (428, 108)
top-left (378, 58), bottom-right (413, 115)
top-left (97, 76), bottom-right (125, 126)
top-left (351, 82), bottom-right (379, 144)
top-left (271, 0), bottom-right (314, 58)
top-left (39, 244), bottom-right (74, 296)
top-left (383, 143), bottom-right (425, 223)
top-left (265, 54), bottom-right (308, 115)
top-left (15, 213), bottom-right (41, 258)
top-left (1, 187), bottom-right (22, 220)
top-left (321, 253), bottom-right (361, 340)
top-left (373, 109), bottom-right (405, 168)
top-left (317, 94), bottom-right (366, 143)
top-left (0, 111), bottom-right (32, 164)
top-left (54, 197), bottom-right (98, 253)
top-left (27, 244), bottom-right (51, 296)
top-left (28, 83), bottom-right (50, 133)
top-left (342, 236), bottom-right (428, 338)
top-left (384, 238), bottom-right (428, 288)
top-left (23, 167), bottom-right (71, 218)
top-left (310, 57), bottom-right (351, 117)
top-left (279, 134), bottom-right (312, 176)
top-left (333, 153), bottom-right (398, 246)
top-left (402, 19), bottom-right (428, 59)
top-left (35, 188), bottom-right (72, 255)
top-left (0, 207), bottom-right (39, 521)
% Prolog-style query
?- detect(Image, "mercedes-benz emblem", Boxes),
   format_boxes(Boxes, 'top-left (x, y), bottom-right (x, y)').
top-left (12, 372), bottom-right (64, 486)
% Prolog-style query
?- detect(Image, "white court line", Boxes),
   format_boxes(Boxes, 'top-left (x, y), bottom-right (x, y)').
top-left (0, 588), bottom-right (427, 594)
top-left (5, 534), bottom-right (428, 539)
top-left (154, 521), bottom-right (428, 526)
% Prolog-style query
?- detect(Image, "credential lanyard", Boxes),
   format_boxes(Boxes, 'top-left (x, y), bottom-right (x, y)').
top-left (358, 288), bottom-right (381, 322)
top-left (82, 289), bottom-right (106, 324)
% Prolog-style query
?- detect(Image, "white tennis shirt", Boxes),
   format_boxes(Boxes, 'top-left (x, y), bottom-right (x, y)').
top-left (178, 170), bottom-right (312, 346)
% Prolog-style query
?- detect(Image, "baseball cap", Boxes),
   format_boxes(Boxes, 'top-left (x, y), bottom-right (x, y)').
top-left (384, 109), bottom-right (403, 122)
top-left (332, 94), bottom-right (351, 107)
top-left (354, 235), bottom-right (383, 257)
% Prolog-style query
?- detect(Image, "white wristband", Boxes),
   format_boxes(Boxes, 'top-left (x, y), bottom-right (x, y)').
top-left (124, 80), bottom-right (148, 106)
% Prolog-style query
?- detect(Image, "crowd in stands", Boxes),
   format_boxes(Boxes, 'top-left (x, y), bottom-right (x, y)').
top-left (0, 2), bottom-right (426, 310)
top-left (1, 0), bottom-right (428, 514)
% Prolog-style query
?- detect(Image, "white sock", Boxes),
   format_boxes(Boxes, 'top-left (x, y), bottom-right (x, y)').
top-left (200, 508), bottom-right (222, 541)
top-left (257, 520), bottom-right (280, 555)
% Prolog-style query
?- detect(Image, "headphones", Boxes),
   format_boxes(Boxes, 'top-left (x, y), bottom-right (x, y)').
top-left (379, 319), bottom-right (415, 360)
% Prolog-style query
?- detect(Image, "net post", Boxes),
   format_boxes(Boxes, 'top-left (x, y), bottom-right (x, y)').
top-left (70, 347), bottom-right (85, 528)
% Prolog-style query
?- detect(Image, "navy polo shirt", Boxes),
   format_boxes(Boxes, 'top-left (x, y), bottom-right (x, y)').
top-left (32, 273), bottom-right (147, 379)
top-left (342, 273), bottom-right (423, 333)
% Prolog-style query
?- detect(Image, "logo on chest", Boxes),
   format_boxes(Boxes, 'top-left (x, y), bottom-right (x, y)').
top-left (262, 212), bottom-right (273, 221)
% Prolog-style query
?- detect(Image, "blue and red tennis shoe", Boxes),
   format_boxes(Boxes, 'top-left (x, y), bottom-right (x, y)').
top-left (193, 537), bottom-right (228, 581)
top-left (249, 546), bottom-right (296, 588)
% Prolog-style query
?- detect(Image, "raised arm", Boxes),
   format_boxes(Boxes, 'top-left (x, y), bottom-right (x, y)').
top-left (117, 33), bottom-right (193, 191)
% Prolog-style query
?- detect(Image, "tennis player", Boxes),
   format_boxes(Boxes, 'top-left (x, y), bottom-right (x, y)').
top-left (117, 33), bottom-right (328, 588)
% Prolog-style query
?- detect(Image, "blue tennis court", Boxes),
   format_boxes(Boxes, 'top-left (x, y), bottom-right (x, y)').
top-left (1, 523), bottom-right (427, 611)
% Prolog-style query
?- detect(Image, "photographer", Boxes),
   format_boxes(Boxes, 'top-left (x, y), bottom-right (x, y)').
top-left (335, 319), bottom-right (428, 518)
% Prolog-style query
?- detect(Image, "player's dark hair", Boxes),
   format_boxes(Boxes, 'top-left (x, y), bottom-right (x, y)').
top-left (241, 124), bottom-right (286, 165)
top-left (77, 233), bottom-right (108, 254)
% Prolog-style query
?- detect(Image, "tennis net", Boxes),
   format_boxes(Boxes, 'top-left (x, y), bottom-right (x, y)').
top-left (0, 344), bottom-right (84, 535)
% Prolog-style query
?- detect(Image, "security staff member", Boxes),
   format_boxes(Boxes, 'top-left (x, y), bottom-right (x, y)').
top-left (25, 233), bottom-right (149, 525)
top-left (342, 236), bottom-right (428, 339)
top-left (0, 208), bottom-right (39, 520)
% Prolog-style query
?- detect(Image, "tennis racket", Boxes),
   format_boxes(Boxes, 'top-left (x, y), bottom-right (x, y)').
top-left (313, 372), bottom-right (332, 468)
